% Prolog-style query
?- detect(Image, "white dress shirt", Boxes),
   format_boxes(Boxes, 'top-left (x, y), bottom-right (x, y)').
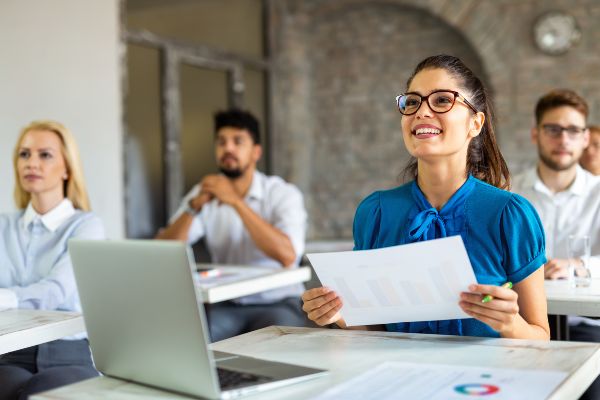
top-left (0, 199), bottom-right (105, 338)
top-left (513, 165), bottom-right (600, 327)
top-left (171, 171), bottom-right (307, 304)
top-left (512, 165), bottom-right (600, 277)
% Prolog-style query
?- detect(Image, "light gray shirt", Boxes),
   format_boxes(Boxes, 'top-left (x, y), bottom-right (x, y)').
top-left (0, 199), bottom-right (105, 339)
top-left (172, 171), bottom-right (307, 304)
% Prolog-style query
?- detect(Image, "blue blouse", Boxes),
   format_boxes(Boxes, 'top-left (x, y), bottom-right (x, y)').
top-left (353, 175), bottom-right (546, 338)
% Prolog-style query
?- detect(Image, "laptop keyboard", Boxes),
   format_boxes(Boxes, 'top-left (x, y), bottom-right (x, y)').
top-left (217, 367), bottom-right (270, 390)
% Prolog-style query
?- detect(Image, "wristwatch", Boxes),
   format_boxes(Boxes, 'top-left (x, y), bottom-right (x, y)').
top-left (184, 199), bottom-right (200, 216)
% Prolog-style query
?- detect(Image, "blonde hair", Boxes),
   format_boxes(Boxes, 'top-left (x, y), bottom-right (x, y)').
top-left (13, 120), bottom-right (91, 211)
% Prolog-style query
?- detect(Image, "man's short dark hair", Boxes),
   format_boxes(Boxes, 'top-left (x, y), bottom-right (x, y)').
top-left (214, 109), bottom-right (260, 144)
top-left (535, 89), bottom-right (589, 125)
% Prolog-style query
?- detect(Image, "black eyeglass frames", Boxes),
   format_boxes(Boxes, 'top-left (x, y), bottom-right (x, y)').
top-left (541, 123), bottom-right (587, 139)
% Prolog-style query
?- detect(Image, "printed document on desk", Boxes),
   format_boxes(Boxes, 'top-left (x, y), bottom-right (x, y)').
top-left (307, 236), bottom-right (477, 326)
top-left (313, 362), bottom-right (567, 400)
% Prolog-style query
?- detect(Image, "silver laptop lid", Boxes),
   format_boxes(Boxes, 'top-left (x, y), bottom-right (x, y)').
top-left (69, 239), bottom-right (221, 399)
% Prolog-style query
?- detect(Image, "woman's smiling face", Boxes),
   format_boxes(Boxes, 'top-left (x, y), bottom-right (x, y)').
top-left (401, 68), bottom-right (482, 162)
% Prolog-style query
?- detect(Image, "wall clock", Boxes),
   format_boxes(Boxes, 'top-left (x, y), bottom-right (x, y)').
top-left (533, 11), bottom-right (581, 55)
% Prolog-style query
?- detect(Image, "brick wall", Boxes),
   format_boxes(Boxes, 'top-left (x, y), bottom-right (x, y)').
top-left (269, 0), bottom-right (600, 239)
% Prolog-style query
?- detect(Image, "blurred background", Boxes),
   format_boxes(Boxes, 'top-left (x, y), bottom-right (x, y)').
top-left (1, 0), bottom-right (598, 245)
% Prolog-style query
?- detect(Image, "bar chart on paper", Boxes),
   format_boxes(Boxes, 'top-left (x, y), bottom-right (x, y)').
top-left (307, 236), bottom-right (478, 326)
top-left (334, 262), bottom-right (464, 307)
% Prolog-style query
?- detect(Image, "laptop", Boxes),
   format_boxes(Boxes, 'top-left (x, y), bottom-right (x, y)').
top-left (69, 239), bottom-right (327, 399)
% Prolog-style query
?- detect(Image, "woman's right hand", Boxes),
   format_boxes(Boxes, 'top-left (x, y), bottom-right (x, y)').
top-left (301, 287), bottom-right (346, 327)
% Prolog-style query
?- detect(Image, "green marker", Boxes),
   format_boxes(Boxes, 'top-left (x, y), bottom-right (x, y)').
top-left (481, 282), bottom-right (513, 303)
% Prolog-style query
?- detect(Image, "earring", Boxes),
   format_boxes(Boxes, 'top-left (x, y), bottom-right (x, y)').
top-left (63, 174), bottom-right (68, 180)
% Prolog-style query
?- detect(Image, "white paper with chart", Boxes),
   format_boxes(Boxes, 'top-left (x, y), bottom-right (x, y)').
top-left (312, 361), bottom-right (567, 400)
top-left (307, 236), bottom-right (477, 326)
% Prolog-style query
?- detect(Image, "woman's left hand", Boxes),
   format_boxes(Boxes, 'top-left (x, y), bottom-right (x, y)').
top-left (459, 284), bottom-right (519, 335)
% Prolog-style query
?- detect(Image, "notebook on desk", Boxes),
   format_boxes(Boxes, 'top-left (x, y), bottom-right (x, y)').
top-left (69, 239), bottom-right (326, 399)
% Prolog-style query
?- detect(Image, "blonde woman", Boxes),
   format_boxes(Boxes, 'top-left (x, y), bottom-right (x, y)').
top-left (0, 121), bottom-right (104, 399)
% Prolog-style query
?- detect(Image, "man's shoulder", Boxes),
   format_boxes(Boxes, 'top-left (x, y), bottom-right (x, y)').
top-left (580, 169), bottom-right (600, 194)
top-left (260, 172), bottom-right (301, 195)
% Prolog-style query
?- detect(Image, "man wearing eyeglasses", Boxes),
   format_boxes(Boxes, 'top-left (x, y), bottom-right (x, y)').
top-left (513, 89), bottom-right (600, 280)
top-left (512, 89), bottom-right (600, 400)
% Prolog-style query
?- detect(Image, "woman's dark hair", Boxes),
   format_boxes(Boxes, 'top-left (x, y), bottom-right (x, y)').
top-left (402, 54), bottom-right (510, 190)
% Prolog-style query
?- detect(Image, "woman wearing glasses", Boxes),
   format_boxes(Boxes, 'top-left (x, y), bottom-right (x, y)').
top-left (0, 121), bottom-right (104, 399)
top-left (302, 55), bottom-right (550, 340)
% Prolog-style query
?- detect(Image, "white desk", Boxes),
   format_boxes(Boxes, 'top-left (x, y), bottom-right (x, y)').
top-left (545, 279), bottom-right (600, 341)
top-left (546, 279), bottom-right (600, 317)
top-left (196, 265), bottom-right (311, 304)
top-left (33, 326), bottom-right (600, 399)
top-left (0, 267), bottom-right (308, 354)
top-left (0, 309), bottom-right (85, 355)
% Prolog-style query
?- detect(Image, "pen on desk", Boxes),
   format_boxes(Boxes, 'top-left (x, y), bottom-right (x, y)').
top-left (481, 282), bottom-right (512, 303)
top-left (198, 268), bottom-right (221, 278)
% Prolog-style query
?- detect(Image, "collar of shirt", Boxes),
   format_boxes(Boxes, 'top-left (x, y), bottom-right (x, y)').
top-left (246, 170), bottom-right (265, 201)
top-left (528, 164), bottom-right (587, 198)
top-left (21, 199), bottom-right (76, 232)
